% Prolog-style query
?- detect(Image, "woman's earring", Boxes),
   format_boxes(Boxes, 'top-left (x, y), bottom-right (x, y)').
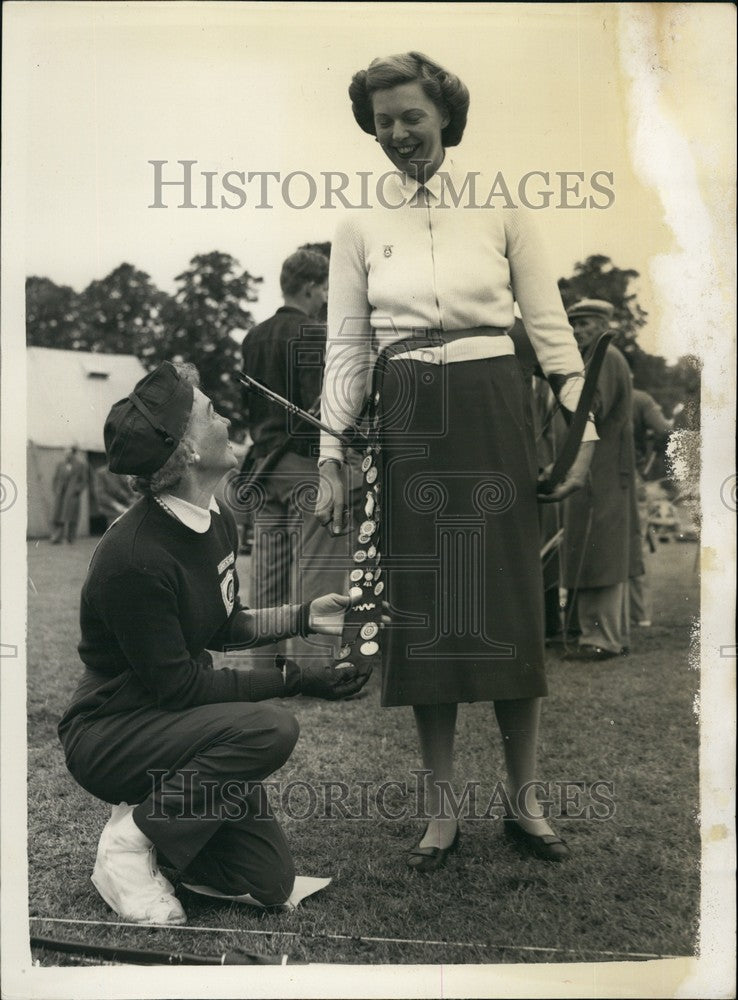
top-left (193, 453), bottom-right (201, 462)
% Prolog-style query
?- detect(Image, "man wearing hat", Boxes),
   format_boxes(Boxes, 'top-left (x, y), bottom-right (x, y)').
top-left (58, 360), bottom-right (372, 925)
top-left (561, 300), bottom-right (638, 660)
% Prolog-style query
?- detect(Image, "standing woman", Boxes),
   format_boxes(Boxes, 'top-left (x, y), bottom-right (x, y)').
top-left (317, 52), bottom-right (597, 870)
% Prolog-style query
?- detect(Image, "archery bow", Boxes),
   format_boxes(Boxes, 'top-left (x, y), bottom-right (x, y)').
top-left (236, 371), bottom-right (369, 451)
top-left (538, 331), bottom-right (614, 494)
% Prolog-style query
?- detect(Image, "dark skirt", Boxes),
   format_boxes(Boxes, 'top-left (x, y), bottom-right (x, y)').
top-left (375, 347), bottom-right (547, 706)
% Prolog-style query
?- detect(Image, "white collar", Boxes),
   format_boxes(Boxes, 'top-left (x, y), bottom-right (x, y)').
top-left (395, 156), bottom-right (462, 203)
top-left (157, 493), bottom-right (219, 533)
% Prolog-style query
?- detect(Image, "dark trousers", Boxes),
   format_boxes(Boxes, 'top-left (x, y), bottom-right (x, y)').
top-left (63, 702), bottom-right (299, 905)
top-left (248, 451), bottom-right (359, 669)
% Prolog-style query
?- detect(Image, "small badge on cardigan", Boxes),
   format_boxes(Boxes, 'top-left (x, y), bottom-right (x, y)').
top-left (383, 245), bottom-right (393, 258)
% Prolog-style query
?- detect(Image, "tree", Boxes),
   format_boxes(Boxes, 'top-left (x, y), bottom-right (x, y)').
top-left (163, 252), bottom-right (263, 438)
top-left (26, 276), bottom-right (81, 349)
top-left (668, 354), bottom-right (701, 432)
top-left (76, 264), bottom-right (170, 357)
top-left (558, 254), bottom-right (648, 354)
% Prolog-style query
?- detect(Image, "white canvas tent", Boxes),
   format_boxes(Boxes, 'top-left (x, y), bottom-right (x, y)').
top-left (27, 347), bottom-right (146, 538)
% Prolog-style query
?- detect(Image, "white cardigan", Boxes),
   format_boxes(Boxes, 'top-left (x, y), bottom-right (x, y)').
top-left (320, 158), bottom-right (587, 463)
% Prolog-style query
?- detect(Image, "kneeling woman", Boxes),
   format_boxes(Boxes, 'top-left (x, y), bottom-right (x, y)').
top-left (58, 361), bottom-right (369, 925)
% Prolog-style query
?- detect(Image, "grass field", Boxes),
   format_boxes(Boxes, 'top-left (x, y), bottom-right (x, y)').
top-left (26, 536), bottom-right (701, 967)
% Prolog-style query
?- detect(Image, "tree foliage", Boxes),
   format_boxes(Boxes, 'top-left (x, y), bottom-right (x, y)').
top-left (26, 277), bottom-right (81, 349)
top-left (558, 254), bottom-right (700, 430)
top-left (558, 254), bottom-right (648, 351)
top-left (162, 252), bottom-right (263, 437)
top-left (76, 264), bottom-right (170, 356)
top-left (26, 253), bottom-right (263, 440)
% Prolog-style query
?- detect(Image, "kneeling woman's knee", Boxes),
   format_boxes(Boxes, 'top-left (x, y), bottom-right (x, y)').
top-left (269, 708), bottom-right (299, 766)
top-left (249, 854), bottom-right (296, 907)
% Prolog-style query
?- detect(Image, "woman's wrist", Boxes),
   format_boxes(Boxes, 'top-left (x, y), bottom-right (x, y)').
top-left (296, 602), bottom-right (314, 637)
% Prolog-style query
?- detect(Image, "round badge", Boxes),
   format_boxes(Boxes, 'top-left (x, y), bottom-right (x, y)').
top-left (366, 467), bottom-right (378, 484)
top-left (350, 568), bottom-right (364, 582)
top-left (338, 645), bottom-right (351, 659)
top-left (374, 581), bottom-right (385, 596)
top-left (360, 622), bottom-right (379, 640)
top-left (353, 550), bottom-right (367, 564)
top-left (360, 519), bottom-right (376, 536)
top-left (367, 545), bottom-right (377, 559)
top-left (365, 494), bottom-right (375, 517)
top-left (361, 455), bottom-right (372, 473)
top-left (360, 640), bottom-right (379, 657)
top-left (358, 532), bottom-right (371, 545)
top-left (334, 661), bottom-right (353, 671)
top-left (349, 585), bottom-right (363, 600)
top-left (373, 567), bottom-right (382, 580)
top-left (364, 571), bottom-right (374, 582)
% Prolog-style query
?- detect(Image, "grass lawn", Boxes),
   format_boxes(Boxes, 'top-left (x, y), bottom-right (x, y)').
top-left (26, 536), bottom-right (700, 967)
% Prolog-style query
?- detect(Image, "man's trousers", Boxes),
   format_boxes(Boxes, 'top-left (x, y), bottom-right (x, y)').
top-left (575, 582), bottom-right (630, 654)
top-left (248, 451), bottom-right (361, 668)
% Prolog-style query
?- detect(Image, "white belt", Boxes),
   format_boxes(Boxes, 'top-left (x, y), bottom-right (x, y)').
top-left (388, 335), bottom-right (515, 366)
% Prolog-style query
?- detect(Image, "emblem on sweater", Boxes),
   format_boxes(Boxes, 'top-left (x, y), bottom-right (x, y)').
top-left (383, 245), bottom-right (393, 258)
top-left (220, 568), bottom-right (235, 615)
top-left (217, 552), bottom-right (235, 575)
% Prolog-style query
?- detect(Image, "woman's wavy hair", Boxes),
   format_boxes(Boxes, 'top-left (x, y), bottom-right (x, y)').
top-left (349, 51), bottom-right (470, 148)
top-left (130, 362), bottom-right (201, 497)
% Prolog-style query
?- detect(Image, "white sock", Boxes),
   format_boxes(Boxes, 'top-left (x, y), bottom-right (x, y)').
top-left (111, 807), bottom-right (152, 851)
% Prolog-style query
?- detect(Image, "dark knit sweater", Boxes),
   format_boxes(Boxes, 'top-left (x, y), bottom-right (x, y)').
top-left (241, 306), bottom-right (326, 459)
top-left (59, 496), bottom-right (305, 735)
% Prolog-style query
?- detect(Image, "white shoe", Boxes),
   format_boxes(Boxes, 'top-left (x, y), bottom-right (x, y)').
top-left (91, 803), bottom-right (187, 925)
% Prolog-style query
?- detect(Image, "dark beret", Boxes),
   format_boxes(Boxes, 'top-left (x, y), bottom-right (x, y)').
top-left (104, 361), bottom-right (194, 476)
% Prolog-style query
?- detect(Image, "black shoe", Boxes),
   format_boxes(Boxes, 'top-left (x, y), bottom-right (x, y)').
top-left (503, 819), bottom-right (570, 862)
top-left (563, 645), bottom-right (618, 661)
top-left (406, 825), bottom-right (460, 873)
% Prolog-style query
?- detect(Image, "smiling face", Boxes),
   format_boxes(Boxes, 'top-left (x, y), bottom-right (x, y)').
top-left (371, 81), bottom-right (449, 181)
top-left (186, 388), bottom-right (237, 475)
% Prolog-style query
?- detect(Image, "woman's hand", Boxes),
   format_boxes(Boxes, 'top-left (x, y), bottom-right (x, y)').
top-left (315, 460), bottom-right (349, 535)
top-left (537, 441), bottom-right (595, 504)
top-left (309, 593), bottom-right (392, 635)
top-left (309, 592), bottom-right (352, 635)
top-left (299, 660), bottom-right (373, 700)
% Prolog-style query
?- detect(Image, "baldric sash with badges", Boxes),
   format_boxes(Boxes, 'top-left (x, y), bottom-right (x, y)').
top-left (235, 371), bottom-right (383, 683)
